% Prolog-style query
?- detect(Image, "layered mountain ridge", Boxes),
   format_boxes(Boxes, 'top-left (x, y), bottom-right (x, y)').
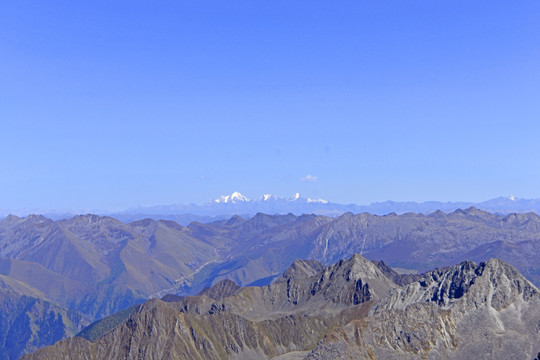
top-left (23, 254), bottom-right (540, 359)
top-left (114, 193), bottom-right (540, 224)
top-left (5, 193), bottom-right (540, 224)
top-left (2, 209), bottom-right (540, 358)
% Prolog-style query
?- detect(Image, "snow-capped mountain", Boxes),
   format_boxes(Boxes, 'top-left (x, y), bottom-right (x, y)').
top-left (111, 193), bottom-right (540, 224)
top-left (214, 191), bottom-right (250, 204)
top-left (212, 192), bottom-right (328, 205)
top-left (5, 194), bottom-right (540, 225)
top-left (107, 192), bottom-right (341, 223)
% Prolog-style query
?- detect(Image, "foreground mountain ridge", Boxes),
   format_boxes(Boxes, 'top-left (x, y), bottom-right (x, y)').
top-left (23, 254), bottom-right (540, 359)
top-left (307, 257), bottom-right (540, 359)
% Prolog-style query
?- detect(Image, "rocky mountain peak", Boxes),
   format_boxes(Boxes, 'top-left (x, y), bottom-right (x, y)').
top-left (371, 260), bottom-right (423, 287)
top-left (428, 209), bottom-right (446, 217)
top-left (198, 279), bottom-right (240, 300)
top-left (306, 254), bottom-right (399, 306)
top-left (1, 214), bottom-right (21, 223)
top-left (383, 258), bottom-right (539, 313)
top-left (24, 214), bottom-right (52, 224)
top-left (462, 206), bottom-right (493, 217)
top-left (224, 215), bottom-right (246, 226)
top-left (128, 218), bottom-right (157, 227)
top-left (337, 254), bottom-right (390, 283)
top-left (273, 259), bottom-right (324, 284)
top-left (63, 214), bottom-right (122, 226)
top-left (127, 218), bottom-right (159, 236)
top-left (478, 258), bottom-right (539, 308)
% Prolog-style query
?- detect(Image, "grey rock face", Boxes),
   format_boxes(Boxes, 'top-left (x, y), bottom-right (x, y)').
top-left (306, 258), bottom-right (540, 360)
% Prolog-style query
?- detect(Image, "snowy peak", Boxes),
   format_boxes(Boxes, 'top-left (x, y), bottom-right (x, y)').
top-left (214, 191), bottom-right (250, 204)
top-left (114, 193), bottom-right (540, 224)
top-left (213, 192), bottom-right (330, 205)
top-left (261, 194), bottom-right (278, 201)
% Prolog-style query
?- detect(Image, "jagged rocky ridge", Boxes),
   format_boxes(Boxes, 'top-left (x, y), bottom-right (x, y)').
top-left (23, 255), bottom-right (540, 359)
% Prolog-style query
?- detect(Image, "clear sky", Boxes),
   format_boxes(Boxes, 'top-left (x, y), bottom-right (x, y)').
top-left (1, 1), bottom-right (539, 212)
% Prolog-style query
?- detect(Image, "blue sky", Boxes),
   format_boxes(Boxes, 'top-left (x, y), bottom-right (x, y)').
top-left (1, 1), bottom-right (539, 211)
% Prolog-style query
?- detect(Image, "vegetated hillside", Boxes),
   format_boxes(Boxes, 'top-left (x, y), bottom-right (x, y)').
top-left (22, 254), bottom-right (540, 360)
top-left (0, 275), bottom-right (87, 360)
top-left (0, 214), bottom-right (237, 359)
top-left (2, 208), bottom-right (540, 358)
top-left (0, 214), bottom-right (230, 317)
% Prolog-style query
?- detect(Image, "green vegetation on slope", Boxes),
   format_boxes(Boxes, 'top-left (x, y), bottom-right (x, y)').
top-left (76, 305), bottom-right (137, 341)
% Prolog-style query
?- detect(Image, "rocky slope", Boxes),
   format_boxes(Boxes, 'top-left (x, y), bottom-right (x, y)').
top-left (306, 258), bottom-right (540, 359)
top-left (23, 254), bottom-right (540, 360)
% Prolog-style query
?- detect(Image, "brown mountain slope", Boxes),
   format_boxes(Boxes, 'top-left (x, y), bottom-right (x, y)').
top-left (22, 255), bottom-right (540, 360)
top-left (0, 215), bottom-right (232, 320)
top-left (21, 254), bottom-right (390, 359)
top-left (3, 209), bottom-right (540, 358)
top-left (0, 214), bottom-right (239, 358)
top-left (137, 208), bottom-right (540, 296)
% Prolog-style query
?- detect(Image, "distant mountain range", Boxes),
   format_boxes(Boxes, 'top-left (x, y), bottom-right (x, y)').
top-left (3, 192), bottom-right (540, 224)
top-left (115, 192), bottom-right (540, 224)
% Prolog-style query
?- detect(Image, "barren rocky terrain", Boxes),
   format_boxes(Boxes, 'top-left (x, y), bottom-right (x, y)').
top-left (23, 254), bottom-right (540, 359)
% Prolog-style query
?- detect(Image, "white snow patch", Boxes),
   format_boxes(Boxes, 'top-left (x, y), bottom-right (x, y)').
top-left (262, 194), bottom-right (276, 201)
top-left (214, 191), bottom-right (250, 203)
